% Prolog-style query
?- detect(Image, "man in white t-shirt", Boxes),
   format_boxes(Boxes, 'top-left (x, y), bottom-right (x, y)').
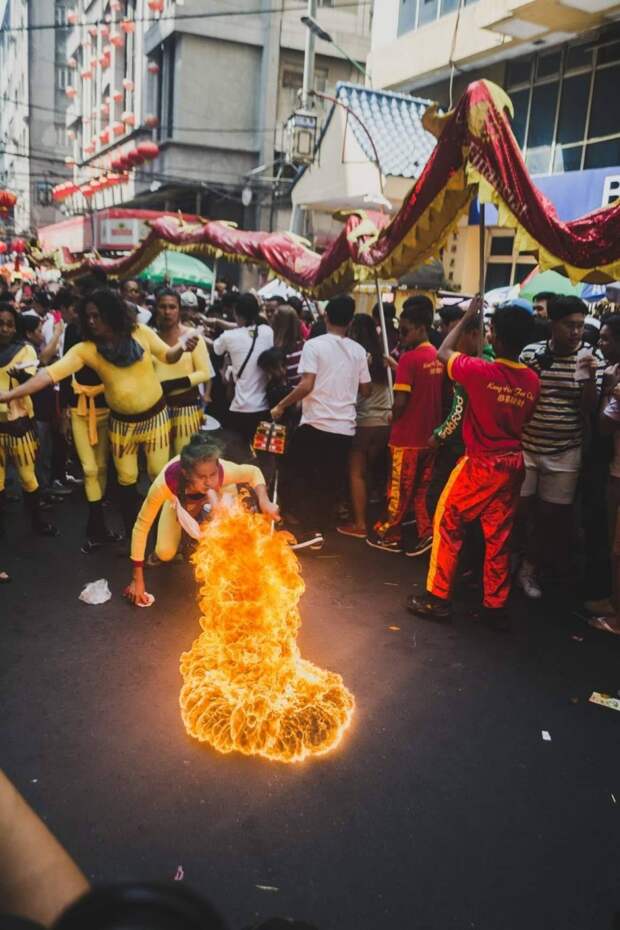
top-left (272, 294), bottom-right (371, 548)
top-left (212, 292), bottom-right (273, 447)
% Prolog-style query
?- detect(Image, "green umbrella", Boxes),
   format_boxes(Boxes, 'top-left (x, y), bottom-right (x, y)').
top-left (138, 250), bottom-right (214, 287)
top-left (519, 269), bottom-right (583, 301)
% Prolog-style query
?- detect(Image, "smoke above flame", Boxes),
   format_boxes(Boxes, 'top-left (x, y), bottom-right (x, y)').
top-left (179, 504), bottom-right (355, 763)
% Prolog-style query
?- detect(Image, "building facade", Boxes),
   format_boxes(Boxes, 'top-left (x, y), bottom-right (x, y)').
top-left (54, 0), bottom-right (369, 258)
top-left (0, 0), bottom-right (72, 236)
top-left (369, 0), bottom-right (620, 291)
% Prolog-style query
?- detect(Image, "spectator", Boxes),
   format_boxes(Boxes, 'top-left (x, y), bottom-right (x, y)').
top-left (367, 296), bottom-right (444, 557)
top-left (438, 304), bottom-right (466, 340)
top-left (180, 289), bottom-right (199, 326)
top-left (517, 295), bottom-right (604, 599)
top-left (271, 294), bottom-right (371, 549)
top-left (372, 301), bottom-right (399, 354)
top-left (532, 291), bottom-right (555, 319)
top-left (337, 312), bottom-right (391, 539)
top-left (287, 295), bottom-right (311, 340)
top-left (212, 292), bottom-right (273, 448)
top-left (272, 304), bottom-right (304, 387)
top-left (120, 278), bottom-right (151, 325)
top-left (263, 295), bottom-right (285, 324)
top-left (589, 315), bottom-right (620, 635)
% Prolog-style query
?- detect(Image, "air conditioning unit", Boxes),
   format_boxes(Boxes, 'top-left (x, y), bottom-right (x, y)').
top-left (284, 109), bottom-right (318, 165)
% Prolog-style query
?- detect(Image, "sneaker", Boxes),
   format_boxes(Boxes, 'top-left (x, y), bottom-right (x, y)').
top-left (366, 534), bottom-right (403, 554)
top-left (336, 523), bottom-right (367, 539)
top-left (50, 480), bottom-right (73, 497)
top-left (63, 473), bottom-right (84, 485)
top-left (289, 530), bottom-right (324, 551)
top-left (517, 561), bottom-right (542, 599)
top-left (406, 593), bottom-right (452, 621)
top-left (404, 535), bottom-right (433, 557)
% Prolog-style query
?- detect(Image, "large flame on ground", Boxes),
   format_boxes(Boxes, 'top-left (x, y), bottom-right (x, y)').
top-left (179, 504), bottom-right (355, 763)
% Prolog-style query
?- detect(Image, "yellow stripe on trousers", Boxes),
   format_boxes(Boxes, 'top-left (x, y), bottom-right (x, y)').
top-left (426, 455), bottom-right (469, 594)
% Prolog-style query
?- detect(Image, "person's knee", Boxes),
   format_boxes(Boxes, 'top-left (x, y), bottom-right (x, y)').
top-left (155, 541), bottom-right (178, 562)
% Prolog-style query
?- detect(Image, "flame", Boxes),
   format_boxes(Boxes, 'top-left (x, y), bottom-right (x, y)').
top-left (179, 503), bottom-right (355, 763)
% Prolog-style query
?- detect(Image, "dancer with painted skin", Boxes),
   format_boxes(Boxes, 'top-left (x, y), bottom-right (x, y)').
top-left (0, 289), bottom-right (199, 539)
top-left (153, 288), bottom-right (214, 455)
top-left (0, 304), bottom-right (57, 540)
top-left (124, 433), bottom-right (280, 606)
top-left (59, 296), bottom-right (119, 552)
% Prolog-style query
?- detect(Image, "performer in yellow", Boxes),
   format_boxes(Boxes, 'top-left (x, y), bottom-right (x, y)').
top-left (0, 289), bottom-right (199, 538)
top-left (0, 304), bottom-right (57, 536)
top-left (153, 288), bottom-right (214, 454)
top-left (124, 433), bottom-right (279, 606)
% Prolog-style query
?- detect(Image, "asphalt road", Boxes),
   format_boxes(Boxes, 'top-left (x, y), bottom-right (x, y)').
top-left (2, 486), bottom-right (619, 930)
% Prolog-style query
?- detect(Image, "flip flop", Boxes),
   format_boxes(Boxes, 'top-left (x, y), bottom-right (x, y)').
top-left (588, 616), bottom-right (620, 636)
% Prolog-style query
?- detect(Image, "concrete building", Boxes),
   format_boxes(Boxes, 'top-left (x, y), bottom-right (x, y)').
top-left (368, 0), bottom-right (620, 292)
top-left (0, 0), bottom-right (72, 236)
top-left (52, 0), bottom-right (369, 260)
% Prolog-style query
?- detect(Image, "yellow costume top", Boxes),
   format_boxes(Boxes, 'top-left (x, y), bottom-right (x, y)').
top-left (153, 334), bottom-right (214, 396)
top-left (0, 343), bottom-right (38, 420)
top-left (131, 455), bottom-right (265, 561)
top-left (47, 324), bottom-right (169, 415)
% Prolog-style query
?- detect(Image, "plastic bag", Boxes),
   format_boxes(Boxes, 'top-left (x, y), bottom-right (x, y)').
top-left (79, 578), bottom-right (112, 605)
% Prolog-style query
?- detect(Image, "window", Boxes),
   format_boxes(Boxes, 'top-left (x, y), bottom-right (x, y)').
top-left (503, 34), bottom-right (620, 175)
top-left (54, 3), bottom-right (66, 26)
top-left (490, 235), bottom-right (513, 257)
top-left (397, 0), bottom-right (473, 34)
top-left (56, 66), bottom-right (69, 90)
top-left (485, 231), bottom-right (537, 288)
top-left (397, 0), bottom-right (417, 37)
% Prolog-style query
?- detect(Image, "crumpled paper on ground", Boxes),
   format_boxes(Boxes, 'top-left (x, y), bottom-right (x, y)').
top-left (79, 579), bottom-right (112, 605)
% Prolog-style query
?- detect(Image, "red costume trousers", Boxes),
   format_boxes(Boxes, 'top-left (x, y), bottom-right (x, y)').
top-left (375, 445), bottom-right (436, 541)
top-left (427, 451), bottom-right (524, 609)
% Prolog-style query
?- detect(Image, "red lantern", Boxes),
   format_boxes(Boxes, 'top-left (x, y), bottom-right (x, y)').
top-left (67, 9), bottom-right (78, 24)
top-left (11, 239), bottom-right (26, 254)
top-left (82, 185), bottom-right (95, 198)
top-left (100, 24), bottom-right (109, 38)
top-left (67, 56), bottom-right (77, 68)
top-left (148, 0), bottom-right (164, 11)
top-left (147, 61), bottom-right (160, 75)
top-left (0, 242), bottom-right (8, 255)
top-left (126, 148), bottom-right (144, 167)
top-left (120, 19), bottom-right (135, 33)
top-left (117, 153), bottom-right (130, 170)
top-left (122, 111), bottom-right (136, 127)
top-left (110, 155), bottom-right (123, 170)
top-left (112, 121), bottom-right (125, 136)
top-left (80, 68), bottom-right (92, 79)
top-left (122, 78), bottom-right (134, 92)
top-left (137, 141), bottom-right (160, 160)
top-left (144, 114), bottom-right (159, 129)
top-left (110, 32), bottom-right (124, 47)
top-left (0, 190), bottom-right (17, 212)
top-left (112, 88), bottom-right (123, 102)
top-left (66, 86), bottom-right (77, 98)
top-left (99, 128), bottom-right (110, 145)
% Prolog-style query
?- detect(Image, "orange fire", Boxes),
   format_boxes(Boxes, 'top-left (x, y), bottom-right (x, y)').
top-left (179, 503), bottom-right (355, 763)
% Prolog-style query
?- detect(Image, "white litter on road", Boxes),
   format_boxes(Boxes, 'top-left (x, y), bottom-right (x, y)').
top-left (541, 730), bottom-right (552, 741)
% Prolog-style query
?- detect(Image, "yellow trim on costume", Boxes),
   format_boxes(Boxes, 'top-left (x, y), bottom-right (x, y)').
top-left (393, 383), bottom-right (412, 393)
top-left (427, 455), bottom-right (468, 594)
top-left (495, 357), bottom-right (526, 370)
top-left (446, 352), bottom-right (462, 381)
top-left (73, 380), bottom-right (106, 445)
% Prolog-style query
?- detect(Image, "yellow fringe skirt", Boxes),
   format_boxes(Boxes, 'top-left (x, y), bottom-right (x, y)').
top-left (108, 396), bottom-right (171, 459)
top-left (168, 389), bottom-right (204, 453)
top-left (0, 416), bottom-right (39, 468)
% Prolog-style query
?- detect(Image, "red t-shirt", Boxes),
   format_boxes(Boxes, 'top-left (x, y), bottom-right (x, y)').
top-left (447, 352), bottom-right (540, 455)
top-left (390, 342), bottom-right (445, 448)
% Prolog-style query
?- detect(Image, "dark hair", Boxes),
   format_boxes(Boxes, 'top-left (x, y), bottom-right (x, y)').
top-left (601, 314), bottom-right (620, 343)
top-left (75, 269), bottom-right (107, 296)
top-left (18, 313), bottom-right (42, 337)
top-left (234, 292), bottom-right (260, 326)
top-left (79, 288), bottom-right (135, 340)
top-left (272, 305), bottom-right (301, 354)
top-left (177, 433), bottom-right (223, 504)
top-left (31, 289), bottom-right (51, 310)
top-left (548, 295), bottom-right (587, 321)
top-left (492, 305), bottom-right (535, 355)
top-left (220, 291), bottom-right (239, 310)
top-left (372, 302), bottom-right (396, 326)
top-left (121, 278), bottom-right (141, 292)
top-left (257, 346), bottom-right (286, 373)
top-left (265, 295), bottom-right (285, 306)
top-left (155, 287), bottom-right (182, 314)
top-left (400, 295), bottom-right (434, 331)
top-left (348, 312), bottom-right (386, 383)
top-left (52, 286), bottom-right (77, 311)
top-left (325, 294), bottom-right (355, 327)
top-left (0, 302), bottom-right (18, 327)
top-left (287, 295), bottom-right (304, 315)
top-left (533, 291), bottom-right (556, 303)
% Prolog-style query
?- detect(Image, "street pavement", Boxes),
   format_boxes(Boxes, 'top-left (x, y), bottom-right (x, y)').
top-left (2, 486), bottom-right (619, 930)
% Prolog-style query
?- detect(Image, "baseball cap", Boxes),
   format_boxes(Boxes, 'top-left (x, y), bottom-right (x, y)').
top-left (497, 297), bottom-right (535, 315)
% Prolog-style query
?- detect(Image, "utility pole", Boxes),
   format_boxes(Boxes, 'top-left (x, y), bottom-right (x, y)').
top-left (301, 0), bottom-right (317, 110)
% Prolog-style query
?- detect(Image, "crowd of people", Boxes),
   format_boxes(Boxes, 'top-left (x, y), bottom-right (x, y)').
top-left (1, 270), bottom-right (619, 635)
